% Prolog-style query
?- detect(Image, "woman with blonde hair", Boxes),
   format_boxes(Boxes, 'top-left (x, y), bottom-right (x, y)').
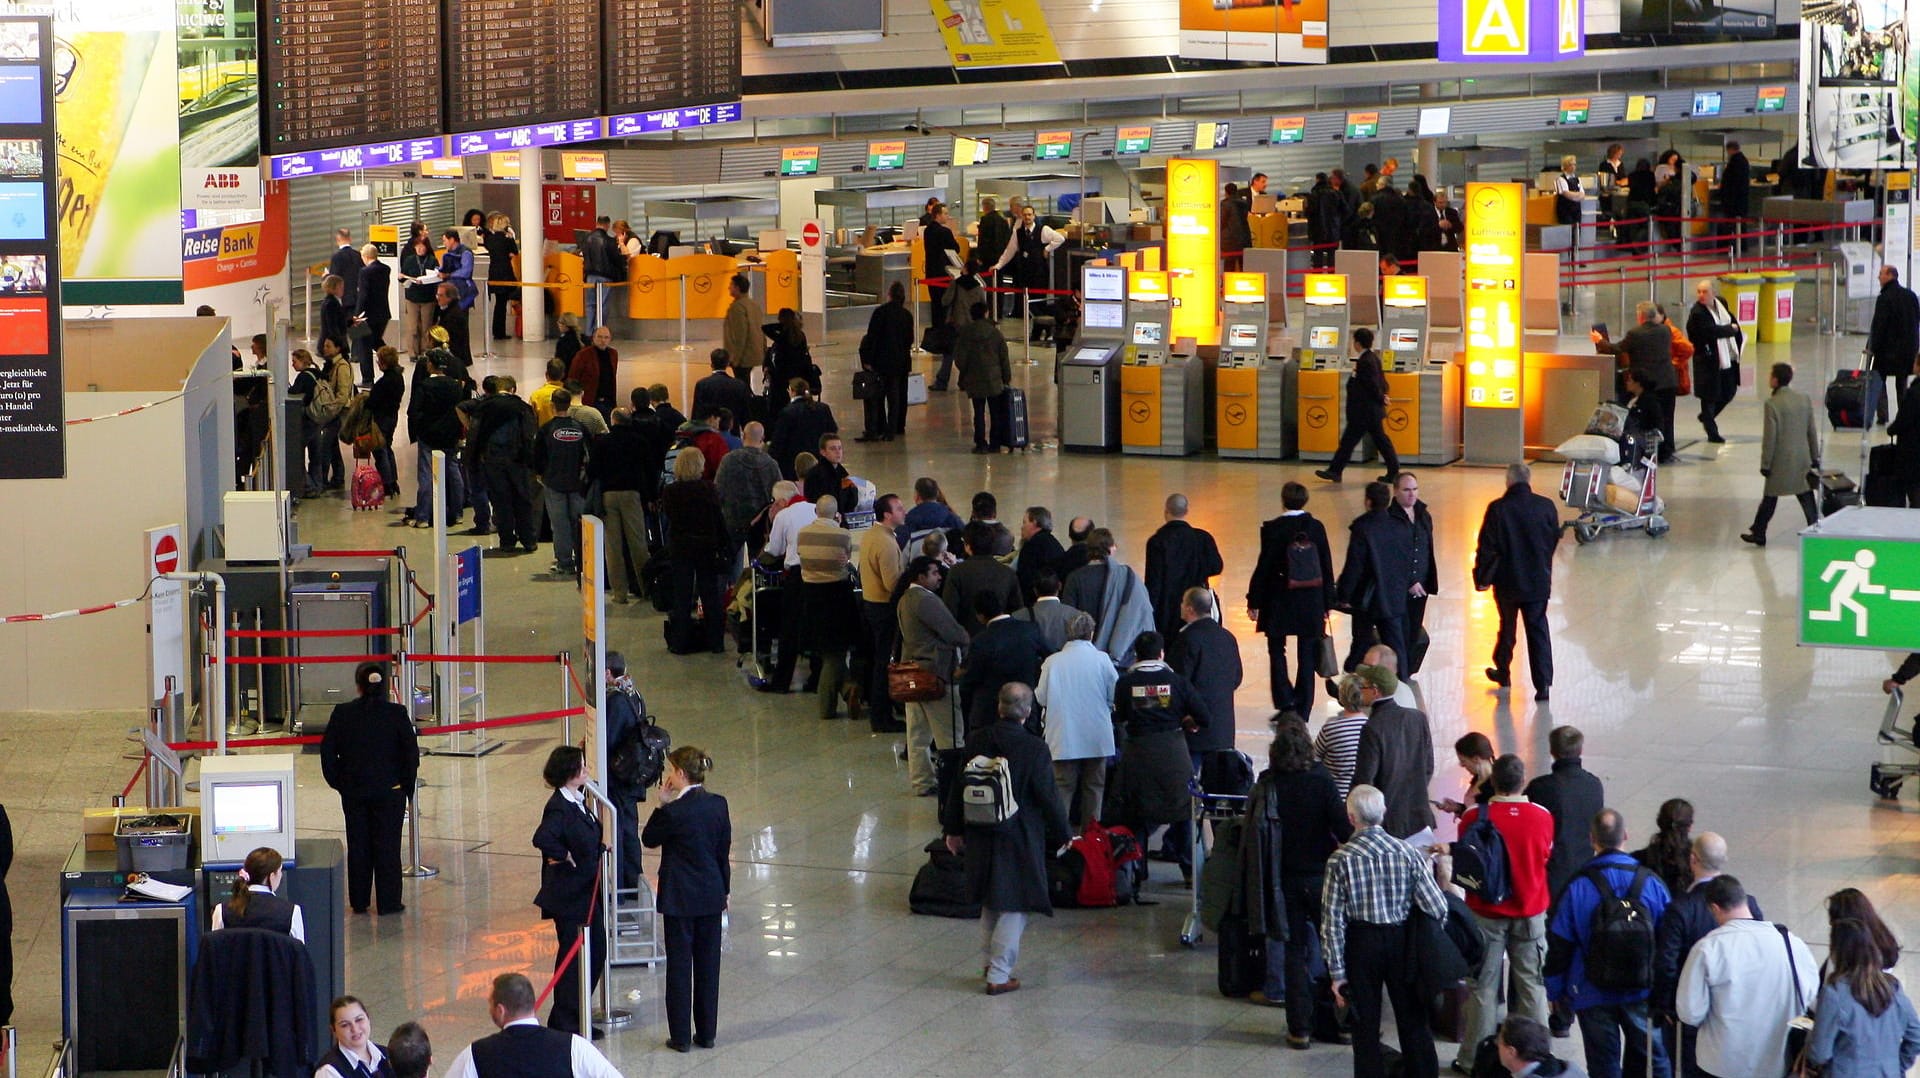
top-left (644, 746), bottom-right (732, 1052)
top-left (481, 212), bottom-right (519, 343)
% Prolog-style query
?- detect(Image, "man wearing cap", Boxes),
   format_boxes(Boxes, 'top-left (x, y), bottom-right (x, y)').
top-left (1348, 662), bottom-right (1436, 843)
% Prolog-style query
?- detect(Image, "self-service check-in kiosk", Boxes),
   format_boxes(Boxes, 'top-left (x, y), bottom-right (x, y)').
top-left (1217, 271), bottom-right (1284, 459)
top-left (1120, 271), bottom-right (1204, 456)
top-left (1061, 265), bottom-right (1125, 452)
top-left (1294, 273), bottom-right (1351, 460)
top-left (1378, 275), bottom-right (1461, 465)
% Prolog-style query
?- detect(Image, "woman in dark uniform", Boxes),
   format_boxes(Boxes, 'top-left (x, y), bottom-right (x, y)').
top-left (533, 745), bottom-right (606, 1038)
top-left (319, 662), bottom-right (419, 916)
top-left (209, 846), bottom-right (305, 940)
top-left (314, 996), bottom-right (394, 1078)
top-left (643, 746), bottom-right (731, 1053)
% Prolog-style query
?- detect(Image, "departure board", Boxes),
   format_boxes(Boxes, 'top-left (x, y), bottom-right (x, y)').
top-left (446, 0), bottom-right (601, 133)
top-left (604, 0), bottom-right (741, 117)
top-left (261, 0), bottom-right (443, 154)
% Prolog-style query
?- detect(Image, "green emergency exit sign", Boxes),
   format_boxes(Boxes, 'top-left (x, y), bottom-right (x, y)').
top-left (1800, 510), bottom-right (1920, 651)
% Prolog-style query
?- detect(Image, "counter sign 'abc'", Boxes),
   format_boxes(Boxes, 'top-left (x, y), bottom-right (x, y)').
top-left (1438, 0), bottom-right (1584, 62)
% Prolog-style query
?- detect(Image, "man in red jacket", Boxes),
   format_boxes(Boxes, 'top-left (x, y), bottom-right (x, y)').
top-left (1454, 753), bottom-right (1556, 1074)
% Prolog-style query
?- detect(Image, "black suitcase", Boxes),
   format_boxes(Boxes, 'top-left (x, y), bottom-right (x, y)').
top-left (908, 838), bottom-right (980, 918)
top-left (1827, 370), bottom-right (1869, 429)
top-left (1003, 386), bottom-right (1030, 450)
top-left (1215, 913), bottom-right (1266, 998)
top-left (642, 558), bottom-right (674, 612)
top-left (1818, 470), bottom-right (1861, 516)
top-left (1866, 443), bottom-right (1905, 506)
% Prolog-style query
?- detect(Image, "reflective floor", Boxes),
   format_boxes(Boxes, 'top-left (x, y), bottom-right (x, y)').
top-left (6, 304), bottom-right (1917, 1076)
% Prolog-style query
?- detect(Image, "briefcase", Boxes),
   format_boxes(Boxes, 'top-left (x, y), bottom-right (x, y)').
top-left (887, 662), bottom-right (946, 703)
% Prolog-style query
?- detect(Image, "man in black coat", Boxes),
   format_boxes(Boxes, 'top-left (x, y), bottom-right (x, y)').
top-left (432, 283), bottom-right (472, 365)
top-left (1868, 264), bottom-right (1919, 426)
top-left (958, 592), bottom-right (1048, 733)
top-left (1369, 182), bottom-right (1411, 264)
top-left (1385, 474), bottom-right (1438, 675)
top-left (327, 228), bottom-right (362, 307)
top-left (1144, 493), bottom-right (1223, 638)
top-left (353, 245), bottom-right (391, 386)
top-left (1474, 462), bottom-right (1563, 701)
top-left (1594, 302), bottom-right (1677, 457)
top-left (943, 522), bottom-right (1025, 636)
top-left (1014, 506), bottom-right (1067, 607)
top-left (466, 376), bottom-right (538, 555)
top-left (1348, 662), bottom-right (1435, 841)
top-left (1247, 481), bottom-right (1337, 713)
top-left (1168, 587), bottom-right (1240, 760)
top-left (692, 348), bottom-right (755, 432)
top-left (1720, 141), bottom-right (1752, 242)
top-left (1522, 725), bottom-right (1605, 904)
top-left (603, 653), bottom-right (647, 891)
top-left (1314, 328), bottom-right (1401, 484)
top-left (943, 683), bottom-right (1071, 996)
top-left (1336, 482), bottom-right (1415, 672)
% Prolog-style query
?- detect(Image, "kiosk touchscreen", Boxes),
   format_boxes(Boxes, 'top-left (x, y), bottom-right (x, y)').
top-left (1124, 270), bottom-right (1171, 365)
top-left (1218, 271), bottom-right (1270, 368)
top-left (1379, 275), bottom-right (1430, 370)
top-left (1297, 274), bottom-right (1350, 369)
top-left (199, 754), bottom-right (298, 865)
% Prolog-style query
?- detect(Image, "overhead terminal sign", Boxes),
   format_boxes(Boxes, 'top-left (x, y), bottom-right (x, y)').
top-left (1439, 0), bottom-right (1585, 61)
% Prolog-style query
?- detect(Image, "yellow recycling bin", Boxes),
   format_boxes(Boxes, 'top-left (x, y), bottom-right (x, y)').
top-left (1758, 271), bottom-right (1798, 343)
top-left (1717, 272), bottom-right (1762, 339)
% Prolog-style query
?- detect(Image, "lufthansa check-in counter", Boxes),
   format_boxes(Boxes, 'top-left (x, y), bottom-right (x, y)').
top-left (1294, 273), bottom-right (1352, 462)
top-left (1518, 333), bottom-right (1618, 454)
top-left (1216, 271), bottom-right (1285, 459)
top-left (1061, 265), bottom-right (1125, 452)
top-left (1118, 270), bottom-right (1203, 456)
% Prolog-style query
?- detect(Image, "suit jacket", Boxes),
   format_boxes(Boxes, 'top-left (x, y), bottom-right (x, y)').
top-left (1145, 520), bottom-right (1223, 636)
top-left (1338, 509), bottom-right (1415, 618)
top-left (1720, 152), bottom-right (1751, 217)
top-left (1247, 512), bottom-right (1336, 636)
top-left (1169, 617), bottom-right (1241, 754)
top-left (327, 245), bottom-right (362, 305)
top-left (319, 697), bottom-right (419, 800)
top-left (1869, 281), bottom-right (1920, 377)
top-left (356, 260), bottom-right (392, 324)
top-left (692, 371), bottom-right (754, 431)
top-left (959, 617), bottom-right (1049, 732)
top-left (1014, 529), bottom-right (1066, 606)
top-left (723, 295), bottom-right (765, 369)
top-left (432, 302), bottom-right (472, 363)
top-left (641, 787), bottom-right (731, 918)
top-left (1351, 698), bottom-right (1436, 838)
top-left (1522, 758), bottom-right (1605, 900)
top-left (1014, 596), bottom-right (1081, 653)
top-left (532, 790), bottom-right (602, 921)
top-left (1654, 878), bottom-right (1762, 1014)
top-left (942, 720), bottom-right (1070, 915)
top-left (1760, 386), bottom-right (1819, 496)
top-left (1474, 484), bottom-right (1562, 603)
top-left (1599, 322), bottom-right (1677, 392)
top-left (319, 295), bottom-right (350, 349)
top-left (942, 556), bottom-right (1024, 634)
top-left (187, 928), bottom-right (317, 1078)
top-left (898, 583), bottom-right (969, 681)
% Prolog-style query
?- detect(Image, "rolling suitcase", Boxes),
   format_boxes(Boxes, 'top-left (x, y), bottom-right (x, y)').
top-left (1866, 443), bottom-right (1905, 506)
top-left (1827, 370), bottom-right (1869, 429)
top-left (1215, 912), bottom-right (1266, 997)
top-left (350, 462), bottom-right (384, 511)
top-left (1818, 470), bottom-right (1861, 516)
top-left (1002, 386), bottom-right (1030, 450)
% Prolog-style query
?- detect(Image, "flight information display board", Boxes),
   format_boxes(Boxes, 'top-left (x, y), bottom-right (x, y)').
top-left (445, 0), bottom-right (601, 133)
top-left (262, 0), bottom-right (443, 154)
top-left (604, 0), bottom-right (741, 116)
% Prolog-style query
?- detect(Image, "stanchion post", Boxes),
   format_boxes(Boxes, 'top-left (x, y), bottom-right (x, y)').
top-left (578, 923), bottom-right (592, 1041)
top-left (1021, 288), bottom-right (1035, 366)
top-left (560, 650), bottom-right (572, 745)
top-left (479, 286), bottom-right (494, 360)
top-left (676, 276), bottom-right (689, 351)
top-left (4, 1023), bottom-right (16, 1078)
top-left (402, 787), bottom-right (439, 879)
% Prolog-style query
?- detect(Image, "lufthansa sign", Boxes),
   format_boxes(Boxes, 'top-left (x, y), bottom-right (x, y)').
top-left (1438, 0), bottom-right (1583, 62)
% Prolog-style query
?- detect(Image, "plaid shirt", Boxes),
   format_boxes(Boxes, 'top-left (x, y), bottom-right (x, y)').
top-left (1319, 825), bottom-right (1447, 980)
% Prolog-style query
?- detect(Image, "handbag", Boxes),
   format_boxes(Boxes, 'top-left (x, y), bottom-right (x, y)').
top-left (1778, 923), bottom-right (1816, 1076)
top-left (1316, 620), bottom-right (1341, 679)
top-left (852, 369), bottom-right (883, 401)
top-left (887, 661), bottom-right (946, 703)
top-left (920, 323), bottom-right (953, 355)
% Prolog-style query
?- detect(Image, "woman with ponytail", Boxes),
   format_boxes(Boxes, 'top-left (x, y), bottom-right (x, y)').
top-left (209, 845), bottom-right (305, 941)
top-left (643, 746), bottom-right (731, 1053)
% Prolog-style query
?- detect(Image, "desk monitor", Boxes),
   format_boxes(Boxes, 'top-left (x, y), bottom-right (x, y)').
top-left (1227, 324), bottom-right (1260, 348)
top-left (1309, 326), bottom-right (1340, 350)
top-left (1691, 90), bottom-right (1722, 116)
top-left (1084, 301), bottom-right (1123, 329)
top-left (1071, 345), bottom-right (1112, 363)
top-left (1132, 322), bottom-right (1164, 345)
top-left (199, 753), bottom-right (298, 864)
top-left (211, 783), bottom-right (282, 835)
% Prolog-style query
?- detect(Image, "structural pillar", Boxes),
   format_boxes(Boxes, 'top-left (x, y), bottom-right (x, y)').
top-left (517, 148), bottom-right (545, 341)
top-left (1417, 84), bottom-right (1442, 185)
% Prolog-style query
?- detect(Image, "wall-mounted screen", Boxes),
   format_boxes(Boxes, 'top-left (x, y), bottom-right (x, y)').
top-left (560, 151), bottom-right (607, 180)
top-left (1083, 267), bottom-right (1125, 302)
top-left (1115, 126), bottom-right (1153, 154)
top-left (1691, 91), bottom-right (1723, 116)
top-left (1345, 112), bottom-right (1378, 139)
top-left (1559, 98), bottom-right (1590, 124)
top-left (867, 140), bottom-right (906, 170)
top-left (1756, 86), bottom-right (1787, 112)
top-left (1417, 107), bottom-right (1451, 137)
top-left (780, 147), bottom-right (819, 176)
top-left (1036, 130), bottom-right (1072, 160)
top-left (1270, 116), bottom-right (1305, 144)
top-left (1195, 121), bottom-right (1230, 149)
top-left (953, 136), bottom-right (990, 165)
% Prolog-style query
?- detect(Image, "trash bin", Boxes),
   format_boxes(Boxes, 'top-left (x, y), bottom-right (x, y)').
top-left (1718, 272), bottom-right (1763, 338)
top-left (1759, 270), bottom-right (1798, 343)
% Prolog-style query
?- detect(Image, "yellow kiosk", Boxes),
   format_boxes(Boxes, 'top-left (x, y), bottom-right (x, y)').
top-left (1216, 272), bottom-right (1283, 459)
top-left (1378, 276), bottom-right (1462, 466)
top-left (1119, 271), bottom-right (1204, 456)
top-left (1294, 274), bottom-right (1351, 460)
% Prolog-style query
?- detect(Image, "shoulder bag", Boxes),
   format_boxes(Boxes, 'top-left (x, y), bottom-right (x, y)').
top-left (1780, 924), bottom-right (1816, 1076)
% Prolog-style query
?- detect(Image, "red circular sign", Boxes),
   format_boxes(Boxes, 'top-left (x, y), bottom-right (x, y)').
top-left (153, 534), bottom-right (178, 575)
top-left (801, 221), bottom-right (823, 249)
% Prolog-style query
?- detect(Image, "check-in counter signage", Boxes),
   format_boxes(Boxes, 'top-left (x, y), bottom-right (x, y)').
top-left (1383, 276), bottom-right (1428, 307)
top-left (489, 153), bottom-right (521, 179)
top-left (1463, 182), bottom-right (1523, 409)
top-left (1270, 116), bottom-right (1306, 144)
top-left (868, 141), bottom-right (907, 171)
top-left (780, 147), bottom-right (820, 176)
top-left (420, 158), bottom-right (464, 179)
top-left (1757, 85), bottom-right (1787, 112)
top-left (1116, 126), bottom-right (1154, 154)
top-left (1559, 98), bottom-right (1590, 124)
top-left (1303, 274), bottom-right (1347, 305)
top-left (1345, 112), bottom-right (1379, 139)
top-left (1223, 272), bottom-right (1266, 303)
top-left (1129, 270), bottom-right (1170, 303)
top-left (1167, 157), bottom-right (1220, 346)
top-left (561, 152), bottom-right (607, 181)
top-left (1036, 130), bottom-right (1073, 159)
top-left (1438, 0), bottom-right (1585, 62)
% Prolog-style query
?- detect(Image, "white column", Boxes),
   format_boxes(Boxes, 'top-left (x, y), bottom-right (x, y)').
top-left (518, 148), bottom-right (545, 341)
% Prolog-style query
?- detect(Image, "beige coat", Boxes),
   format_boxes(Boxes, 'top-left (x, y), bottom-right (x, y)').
top-left (723, 295), bottom-right (765, 369)
top-left (1760, 385), bottom-right (1819, 496)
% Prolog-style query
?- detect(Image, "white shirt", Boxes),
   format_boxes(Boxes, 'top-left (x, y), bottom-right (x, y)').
top-left (1676, 917), bottom-right (1818, 1078)
top-left (210, 886), bottom-right (307, 942)
top-left (314, 1042), bottom-right (384, 1078)
top-left (442, 1018), bottom-right (624, 1078)
top-left (764, 500), bottom-right (816, 568)
top-left (1035, 640), bottom-right (1119, 761)
top-left (989, 222), bottom-right (1065, 273)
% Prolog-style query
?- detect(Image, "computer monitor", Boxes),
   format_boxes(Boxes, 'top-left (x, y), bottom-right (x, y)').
top-left (1227, 324), bottom-right (1260, 348)
top-left (1309, 326), bottom-right (1340, 349)
top-left (1083, 267), bottom-right (1125, 302)
top-left (199, 754), bottom-right (298, 864)
top-left (1084, 301), bottom-right (1123, 329)
top-left (1691, 90), bottom-right (1723, 116)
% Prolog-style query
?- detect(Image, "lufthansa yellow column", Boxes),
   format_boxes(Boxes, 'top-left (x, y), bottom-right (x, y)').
top-left (1166, 157), bottom-right (1220, 348)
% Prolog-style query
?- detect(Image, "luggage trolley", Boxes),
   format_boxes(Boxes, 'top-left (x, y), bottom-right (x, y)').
top-left (1178, 783), bottom-right (1250, 947)
top-left (737, 560), bottom-right (782, 688)
top-left (1870, 688), bottom-right (1917, 800)
top-left (1560, 411), bottom-right (1669, 544)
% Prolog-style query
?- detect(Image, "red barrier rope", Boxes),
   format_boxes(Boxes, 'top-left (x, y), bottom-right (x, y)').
top-left (306, 549), bottom-right (402, 559)
top-left (408, 652), bottom-right (563, 664)
top-left (160, 703), bottom-right (585, 752)
top-left (535, 866), bottom-right (604, 1009)
top-left (227, 627), bottom-right (403, 639)
top-left (225, 653), bottom-right (398, 665)
top-left (121, 755), bottom-right (149, 799)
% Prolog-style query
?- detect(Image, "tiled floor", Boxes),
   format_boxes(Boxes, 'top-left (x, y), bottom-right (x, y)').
top-left (6, 307), bottom-right (1917, 1076)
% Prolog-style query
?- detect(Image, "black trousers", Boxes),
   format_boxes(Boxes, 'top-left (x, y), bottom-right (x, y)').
top-left (612, 790), bottom-right (642, 890)
top-left (1405, 595), bottom-right (1429, 674)
top-left (1751, 490), bottom-right (1818, 535)
top-left (1874, 372), bottom-right (1912, 424)
top-left (354, 318), bottom-right (388, 385)
top-left (770, 567), bottom-right (817, 686)
top-left (547, 901), bottom-right (608, 1035)
top-left (341, 790), bottom-right (406, 913)
top-left (1655, 387), bottom-right (1678, 459)
top-left (1344, 607), bottom-right (1410, 677)
top-left (670, 561), bottom-right (728, 653)
top-left (971, 393), bottom-right (1009, 448)
top-left (1266, 631), bottom-right (1321, 714)
top-left (489, 285), bottom-right (517, 340)
top-left (862, 601), bottom-right (897, 731)
top-left (1327, 409), bottom-right (1401, 478)
top-left (664, 913), bottom-right (723, 1047)
top-left (1346, 921), bottom-right (1439, 1078)
top-left (1492, 594), bottom-right (1553, 689)
top-left (481, 461), bottom-right (536, 548)
top-left (1698, 392), bottom-right (1732, 440)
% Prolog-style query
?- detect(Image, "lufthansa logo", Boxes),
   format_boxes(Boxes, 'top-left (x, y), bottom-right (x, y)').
top-left (1306, 405), bottom-right (1329, 429)
top-left (1128, 400), bottom-right (1152, 423)
top-left (1224, 403), bottom-right (1247, 426)
top-left (634, 276), bottom-right (654, 294)
top-left (691, 274), bottom-right (714, 294)
top-left (1387, 408), bottom-right (1410, 432)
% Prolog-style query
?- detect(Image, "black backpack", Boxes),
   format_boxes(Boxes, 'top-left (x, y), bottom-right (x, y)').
top-left (1451, 810), bottom-right (1513, 906)
top-left (609, 701), bottom-right (670, 789)
top-left (1582, 864), bottom-right (1657, 991)
top-left (1285, 530), bottom-right (1323, 590)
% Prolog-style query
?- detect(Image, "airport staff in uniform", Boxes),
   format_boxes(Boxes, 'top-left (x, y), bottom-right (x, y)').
top-left (320, 662), bottom-right (420, 916)
top-left (209, 846), bottom-right (306, 940)
top-left (990, 204), bottom-right (1066, 296)
top-left (534, 746), bottom-right (608, 1038)
top-left (643, 746), bottom-right (733, 1052)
